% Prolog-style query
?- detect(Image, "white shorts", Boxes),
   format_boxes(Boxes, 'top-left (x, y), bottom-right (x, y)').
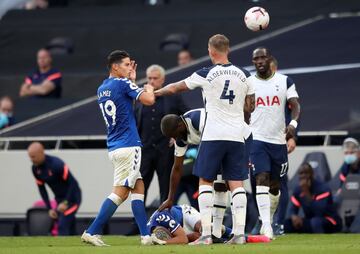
top-left (179, 204), bottom-right (201, 234)
top-left (108, 146), bottom-right (142, 188)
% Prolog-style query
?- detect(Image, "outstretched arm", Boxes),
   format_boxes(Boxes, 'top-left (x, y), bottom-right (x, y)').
top-left (285, 97), bottom-right (301, 140)
top-left (158, 156), bottom-right (185, 211)
top-left (154, 81), bottom-right (189, 97)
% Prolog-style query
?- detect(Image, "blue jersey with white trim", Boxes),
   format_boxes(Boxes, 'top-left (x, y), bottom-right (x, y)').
top-left (147, 208), bottom-right (181, 234)
top-left (97, 77), bottom-right (144, 151)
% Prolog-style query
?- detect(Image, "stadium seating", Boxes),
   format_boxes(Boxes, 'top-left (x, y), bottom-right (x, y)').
top-left (26, 208), bottom-right (53, 236)
top-left (338, 175), bottom-right (360, 232)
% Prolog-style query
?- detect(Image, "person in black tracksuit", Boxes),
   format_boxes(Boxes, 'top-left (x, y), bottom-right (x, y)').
top-left (28, 142), bottom-right (81, 235)
top-left (135, 64), bottom-right (188, 204)
top-left (284, 162), bottom-right (342, 233)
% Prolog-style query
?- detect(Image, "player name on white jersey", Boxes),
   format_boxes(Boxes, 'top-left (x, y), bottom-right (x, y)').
top-left (185, 64), bottom-right (254, 142)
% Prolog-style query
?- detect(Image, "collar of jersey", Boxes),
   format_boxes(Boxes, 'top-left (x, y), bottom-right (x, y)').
top-left (215, 62), bottom-right (232, 67)
top-left (255, 72), bottom-right (275, 81)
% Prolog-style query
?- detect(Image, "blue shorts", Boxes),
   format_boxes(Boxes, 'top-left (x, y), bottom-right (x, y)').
top-left (193, 141), bottom-right (248, 181)
top-left (250, 140), bottom-right (288, 181)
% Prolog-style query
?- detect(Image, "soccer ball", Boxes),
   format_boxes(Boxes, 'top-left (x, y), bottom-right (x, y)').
top-left (244, 6), bottom-right (270, 31)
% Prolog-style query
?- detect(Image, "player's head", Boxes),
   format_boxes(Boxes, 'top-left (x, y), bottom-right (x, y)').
top-left (37, 48), bottom-right (52, 70)
top-left (177, 50), bottom-right (193, 66)
top-left (146, 64), bottom-right (165, 90)
top-left (208, 34), bottom-right (230, 63)
top-left (298, 162), bottom-right (314, 183)
top-left (27, 142), bottom-right (46, 166)
top-left (270, 56), bottom-right (278, 73)
top-left (342, 137), bottom-right (359, 165)
top-left (252, 47), bottom-right (272, 75)
top-left (161, 114), bottom-right (187, 140)
top-left (107, 50), bottom-right (132, 78)
top-left (152, 226), bottom-right (172, 241)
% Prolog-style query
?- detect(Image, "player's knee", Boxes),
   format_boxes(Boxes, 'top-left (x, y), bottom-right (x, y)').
top-left (255, 172), bottom-right (270, 186)
top-left (213, 180), bottom-right (227, 192)
top-left (269, 180), bottom-right (280, 195)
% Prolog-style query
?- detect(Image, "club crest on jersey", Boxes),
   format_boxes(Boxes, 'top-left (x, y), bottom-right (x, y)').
top-left (256, 96), bottom-right (280, 106)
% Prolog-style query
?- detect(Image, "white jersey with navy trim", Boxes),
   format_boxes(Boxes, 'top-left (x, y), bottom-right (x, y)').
top-left (174, 108), bottom-right (205, 157)
top-left (249, 72), bottom-right (299, 145)
top-left (184, 64), bottom-right (254, 142)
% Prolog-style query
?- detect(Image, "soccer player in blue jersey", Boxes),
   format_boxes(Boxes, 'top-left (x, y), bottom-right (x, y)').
top-left (81, 50), bottom-right (158, 246)
top-left (28, 142), bottom-right (82, 235)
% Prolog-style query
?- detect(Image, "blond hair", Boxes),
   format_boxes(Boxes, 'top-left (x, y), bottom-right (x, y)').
top-left (208, 34), bottom-right (230, 53)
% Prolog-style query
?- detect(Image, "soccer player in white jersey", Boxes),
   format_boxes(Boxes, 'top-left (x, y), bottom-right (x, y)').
top-left (249, 47), bottom-right (301, 239)
top-left (81, 50), bottom-right (161, 246)
top-left (155, 34), bottom-right (255, 245)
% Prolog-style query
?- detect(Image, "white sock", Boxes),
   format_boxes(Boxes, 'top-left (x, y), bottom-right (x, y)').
top-left (256, 186), bottom-right (271, 227)
top-left (231, 187), bottom-right (247, 236)
top-left (212, 190), bottom-right (227, 238)
top-left (230, 202), bottom-right (234, 234)
top-left (108, 193), bottom-right (123, 206)
top-left (198, 185), bottom-right (213, 236)
top-left (269, 191), bottom-right (281, 224)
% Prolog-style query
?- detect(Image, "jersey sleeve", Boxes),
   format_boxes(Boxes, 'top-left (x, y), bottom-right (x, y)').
top-left (246, 77), bottom-right (255, 95)
top-left (184, 69), bottom-right (208, 90)
top-left (174, 139), bottom-right (188, 157)
top-left (286, 76), bottom-right (299, 99)
top-left (123, 79), bottom-right (144, 100)
top-left (46, 69), bottom-right (62, 88)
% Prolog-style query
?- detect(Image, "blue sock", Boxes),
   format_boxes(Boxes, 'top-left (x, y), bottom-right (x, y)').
top-left (131, 198), bottom-right (149, 236)
top-left (87, 198), bottom-right (118, 235)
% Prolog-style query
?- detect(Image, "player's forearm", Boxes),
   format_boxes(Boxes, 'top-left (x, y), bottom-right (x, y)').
top-left (244, 94), bottom-right (255, 113)
top-left (288, 98), bottom-right (301, 122)
top-left (155, 81), bottom-right (189, 97)
top-left (166, 234), bottom-right (188, 244)
top-left (168, 162), bottom-right (183, 200)
top-left (38, 185), bottom-right (51, 209)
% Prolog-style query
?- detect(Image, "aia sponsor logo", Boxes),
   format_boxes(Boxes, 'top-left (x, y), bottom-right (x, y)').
top-left (256, 96), bottom-right (280, 106)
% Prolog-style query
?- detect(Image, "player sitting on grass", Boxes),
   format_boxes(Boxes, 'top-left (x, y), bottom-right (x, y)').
top-left (148, 204), bottom-right (270, 245)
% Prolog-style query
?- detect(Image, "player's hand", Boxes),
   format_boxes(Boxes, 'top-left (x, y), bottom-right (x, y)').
top-left (169, 138), bottom-right (175, 147)
top-left (57, 201), bottom-right (69, 213)
top-left (158, 199), bottom-right (173, 211)
top-left (285, 124), bottom-right (296, 140)
top-left (48, 209), bottom-right (58, 219)
top-left (144, 84), bottom-right (154, 93)
top-left (287, 138), bottom-right (296, 154)
top-left (129, 60), bottom-right (137, 82)
top-left (291, 215), bottom-right (303, 229)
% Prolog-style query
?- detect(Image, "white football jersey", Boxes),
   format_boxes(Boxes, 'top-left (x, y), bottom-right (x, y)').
top-left (249, 72), bottom-right (299, 144)
top-left (184, 64), bottom-right (254, 142)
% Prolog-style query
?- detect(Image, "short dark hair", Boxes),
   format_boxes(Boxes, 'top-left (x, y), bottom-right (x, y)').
top-left (107, 50), bottom-right (130, 70)
top-left (161, 114), bottom-right (182, 138)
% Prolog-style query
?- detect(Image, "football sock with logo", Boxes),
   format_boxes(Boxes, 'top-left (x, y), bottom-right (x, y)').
top-left (198, 185), bottom-right (213, 236)
top-left (256, 186), bottom-right (271, 227)
top-left (231, 187), bottom-right (247, 236)
top-left (131, 193), bottom-right (150, 236)
top-left (87, 193), bottom-right (123, 235)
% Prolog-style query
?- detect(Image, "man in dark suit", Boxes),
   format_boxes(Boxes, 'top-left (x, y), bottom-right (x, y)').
top-left (135, 64), bottom-right (189, 204)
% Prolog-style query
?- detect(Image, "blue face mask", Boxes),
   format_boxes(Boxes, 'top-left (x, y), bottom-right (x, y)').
top-left (344, 154), bottom-right (357, 165)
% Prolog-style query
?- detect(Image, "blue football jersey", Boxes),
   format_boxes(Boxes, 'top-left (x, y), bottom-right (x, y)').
top-left (147, 209), bottom-right (181, 234)
top-left (97, 77), bottom-right (144, 151)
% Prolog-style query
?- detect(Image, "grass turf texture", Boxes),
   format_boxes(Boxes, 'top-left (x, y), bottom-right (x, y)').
top-left (0, 234), bottom-right (359, 254)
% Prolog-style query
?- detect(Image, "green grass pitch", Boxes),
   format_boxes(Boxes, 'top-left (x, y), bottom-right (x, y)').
top-left (0, 234), bottom-right (359, 254)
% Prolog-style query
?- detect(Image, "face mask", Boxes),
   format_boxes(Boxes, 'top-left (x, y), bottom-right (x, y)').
top-left (344, 154), bottom-right (357, 165)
